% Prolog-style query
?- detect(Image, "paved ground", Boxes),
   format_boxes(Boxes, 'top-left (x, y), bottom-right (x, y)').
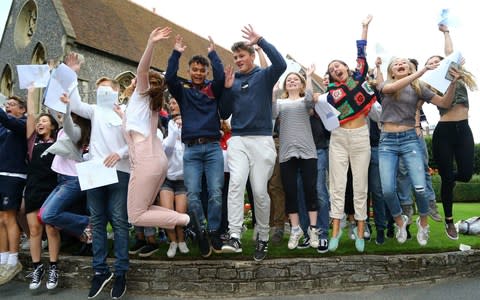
top-left (1, 276), bottom-right (479, 299)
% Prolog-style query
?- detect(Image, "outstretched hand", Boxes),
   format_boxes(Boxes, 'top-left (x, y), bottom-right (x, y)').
top-left (174, 34), bottom-right (187, 53)
top-left (149, 27), bottom-right (172, 44)
top-left (439, 23), bottom-right (449, 33)
top-left (207, 36), bottom-right (215, 53)
top-left (64, 52), bottom-right (82, 73)
top-left (424, 61), bottom-right (440, 71)
top-left (306, 64), bottom-right (316, 77)
top-left (224, 65), bottom-right (234, 88)
top-left (60, 93), bottom-right (70, 104)
top-left (362, 15), bottom-right (373, 27)
top-left (241, 24), bottom-right (262, 45)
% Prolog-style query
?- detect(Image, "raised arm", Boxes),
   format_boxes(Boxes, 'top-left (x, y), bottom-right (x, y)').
top-left (381, 61), bottom-right (440, 94)
top-left (374, 57), bottom-right (384, 85)
top-left (26, 87), bottom-right (37, 139)
top-left (361, 15), bottom-right (373, 41)
top-left (439, 24), bottom-right (453, 56)
top-left (430, 67), bottom-right (461, 108)
top-left (165, 34), bottom-right (187, 100)
top-left (60, 93), bottom-right (81, 144)
top-left (254, 45), bottom-right (268, 68)
top-left (137, 27), bottom-right (172, 92)
top-left (208, 36), bottom-right (226, 98)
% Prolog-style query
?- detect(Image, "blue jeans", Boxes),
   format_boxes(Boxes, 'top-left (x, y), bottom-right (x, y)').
top-left (369, 147), bottom-right (386, 231)
top-left (183, 142), bottom-right (223, 231)
top-left (396, 136), bottom-right (436, 205)
top-left (87, 171), bottom-right (130, 276)
top-left (40, 174), bottom-right (89, 237)
top-left (379, 129), bottom-right (429, 218)
top-left (316, 148), bottom-right (330, 239)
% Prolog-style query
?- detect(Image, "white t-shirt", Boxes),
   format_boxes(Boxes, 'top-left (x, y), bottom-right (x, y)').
top-left (125, 90), bottom-right (152, 137)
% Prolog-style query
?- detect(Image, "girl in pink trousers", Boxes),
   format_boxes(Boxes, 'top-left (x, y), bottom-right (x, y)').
top-left (123, 27), bottom-right (190, 229)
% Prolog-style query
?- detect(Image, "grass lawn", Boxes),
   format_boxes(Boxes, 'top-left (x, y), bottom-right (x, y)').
top-left (140, 202), bottom-right (480, 261)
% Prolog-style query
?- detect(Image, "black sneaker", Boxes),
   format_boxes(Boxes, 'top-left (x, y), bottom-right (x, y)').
top-left (28, 264), bottom-right (45, 290)
top-left (297, 236), bottom-right (311, 249)
top-left (111, 274), bottom-right (126, 300)
top-left (253, 240), bottom-right (268, 261)
top-left (386, 225), bottom-right (394, 239)
top-left (198, 230), bottom-right (212, 258)
top-left (221, 237), bottom-right (242, 253)
top-left (46, 264), bottom-right (59, 290)
top-left (376, 230), bottom-right (385, 245)
top-left (210, 231), bottom-right (223, 254)
top-left (138, 243), bottom-right (159, 258)
top-left (88, 271), bottom-right (113, 299)
top-left (317, 238), bottom-right (329, 253)
top-left (73, 242), bottom-right (93, 256)
top-left (128, 239), bottom-right (147, 255)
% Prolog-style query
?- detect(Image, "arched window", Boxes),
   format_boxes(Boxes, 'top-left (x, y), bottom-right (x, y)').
top-left (115, 71), bottom-right (135, 104)
top-left (0, 64), bottom-right (13, 97)
top-left (14, 0), bottom-right (37, 49)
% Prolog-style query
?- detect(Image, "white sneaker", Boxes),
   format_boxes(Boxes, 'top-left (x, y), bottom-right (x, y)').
top-left (178, 242), bottom-right (189, 254)
top-left (307, 227), bottom-right (320, 248)
top-left (21, 238), bottom-right (30, 250)
top-left (416, 218), bottom-right (430, 246)
top-left (167, 242), bottom-right (178, 258)
top-left (0, 263), bottom-right (23, 285)
top-left (395, 215), bottom-right (409, 244)
top-left (287, 228), bottom-right (304, 250)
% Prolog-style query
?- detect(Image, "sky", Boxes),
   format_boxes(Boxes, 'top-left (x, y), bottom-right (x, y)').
top-left (131, 0), bottom-right (479, 143)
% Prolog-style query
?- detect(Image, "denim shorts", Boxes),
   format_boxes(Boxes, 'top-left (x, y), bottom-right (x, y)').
top-left (160, 178), bottom-right (187, 195)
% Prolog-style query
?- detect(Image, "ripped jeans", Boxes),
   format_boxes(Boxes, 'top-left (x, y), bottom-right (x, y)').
top-left (378, 129), bottom-right (429, 218)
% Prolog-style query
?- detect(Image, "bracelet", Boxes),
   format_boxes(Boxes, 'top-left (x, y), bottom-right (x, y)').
top-left (444, 30), bottom-right (450, 33)
top-left (415, 126), bottom-right (421, 128)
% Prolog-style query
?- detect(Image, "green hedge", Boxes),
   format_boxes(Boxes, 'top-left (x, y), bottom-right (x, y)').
top-left (431, 174), bottom-right (480, 202)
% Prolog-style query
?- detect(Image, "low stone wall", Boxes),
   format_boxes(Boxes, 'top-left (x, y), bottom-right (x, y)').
top-left (18, 250), bottom-right (480, 297)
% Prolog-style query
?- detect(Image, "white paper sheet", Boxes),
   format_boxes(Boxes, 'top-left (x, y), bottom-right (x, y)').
top-left (76, 159), bottom-right (119, 191)
top-left (314, 93), bottom-right (340, 131)
top-left (43, 64), bottom-right (78, 114)
top-left (421, 51), bottom-right (462, 94)
top-left (16, 64), bottom-right (50, 89)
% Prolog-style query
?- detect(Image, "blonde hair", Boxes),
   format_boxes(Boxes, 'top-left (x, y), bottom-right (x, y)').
top-left (281, 72), bottom-right (306, 99)
top-left (386, 58), bottom-right (421, 99)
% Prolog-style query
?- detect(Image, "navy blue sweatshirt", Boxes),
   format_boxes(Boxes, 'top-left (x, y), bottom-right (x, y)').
top-left (0, 109), bottom-right (27, 174)
top-left (165, 50), bottom-right (225, 142)
top-left (219, 38), bottom-right (286, 136)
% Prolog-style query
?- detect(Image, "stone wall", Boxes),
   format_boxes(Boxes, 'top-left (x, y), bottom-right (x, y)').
top-left (18, 250), bottom-right (480, 298)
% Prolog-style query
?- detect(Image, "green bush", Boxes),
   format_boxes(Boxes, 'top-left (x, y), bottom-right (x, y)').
top-left (431, 174), bottom-right (480, 202)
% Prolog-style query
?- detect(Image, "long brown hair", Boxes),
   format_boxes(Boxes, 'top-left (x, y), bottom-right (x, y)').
top-left (142, 70), bottom-right (166, 111)
top-left (71, 112), bottom-right (91, 149)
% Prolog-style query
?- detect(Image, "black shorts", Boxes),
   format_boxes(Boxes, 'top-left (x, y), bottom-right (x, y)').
top-left (0, 175), bottom-right (26, 211)
top-left (160, 178), bottom-right (187, 195)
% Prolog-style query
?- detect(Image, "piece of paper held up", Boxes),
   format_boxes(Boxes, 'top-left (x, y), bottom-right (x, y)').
top-left (277, 58), bottom-right (302, 88)
top-left (16, 64), bottom-right (50, 89)
top-left (314, 93), bottom-right (340, 131)
top-left (44, 63), bottom-right (78, 114)
top-left (421, 51), bottom-right (462, 94)
top-left (76, 159), bottom-right (118, 191)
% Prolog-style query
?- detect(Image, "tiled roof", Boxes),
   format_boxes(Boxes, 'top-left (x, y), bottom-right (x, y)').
top-left (58, 0), bottom-right (234, 79)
